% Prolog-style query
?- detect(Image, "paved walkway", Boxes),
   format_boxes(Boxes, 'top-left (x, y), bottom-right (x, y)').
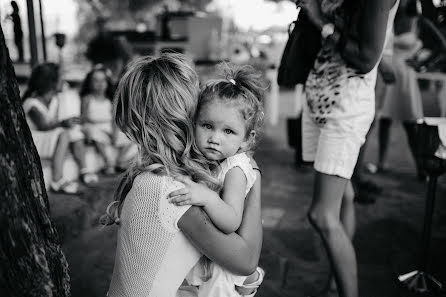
top-left (48, 90), bottom-right (446, 297)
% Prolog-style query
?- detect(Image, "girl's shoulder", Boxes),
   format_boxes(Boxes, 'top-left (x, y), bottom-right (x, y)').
top-left (23, 98), bottom-right (47, 114)
top-left (220, 153), bottom-right (256, 183)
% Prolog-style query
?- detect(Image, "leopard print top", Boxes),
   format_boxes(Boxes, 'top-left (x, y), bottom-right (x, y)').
top-left (304, 0), bottom-right (398, 126)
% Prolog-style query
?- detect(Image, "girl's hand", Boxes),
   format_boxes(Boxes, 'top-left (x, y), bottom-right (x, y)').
top-left (168, 176), bottom-right (214, 207)
top-left (60, 117), bottom-right (80, 128)
top-left (296, 0), bottom-right (325, 30)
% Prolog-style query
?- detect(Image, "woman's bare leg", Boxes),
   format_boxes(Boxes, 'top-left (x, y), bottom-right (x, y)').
top-left (326, 180), bottom-right (356, 293)
top-left (52, 131), bottom-right (70, 181)
top-left (308, 172), bottom-right (358, 297)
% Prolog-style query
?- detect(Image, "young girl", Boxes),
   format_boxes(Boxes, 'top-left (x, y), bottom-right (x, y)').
top-left (80, 65), bottom-right (116, 174)
top-left (168, 64), bottom-right (266, 297)
top-left (22, 63), bottom-right (97, 193)
top-left (103, 54), bottom-right (262, 297)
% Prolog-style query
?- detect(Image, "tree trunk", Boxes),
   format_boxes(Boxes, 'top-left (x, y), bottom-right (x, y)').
top-left (0, 24), bottom-right (70, 297)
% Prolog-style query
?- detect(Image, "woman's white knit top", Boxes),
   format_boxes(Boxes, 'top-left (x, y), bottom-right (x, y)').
top-left (108, 172), bottom-right (201, 297)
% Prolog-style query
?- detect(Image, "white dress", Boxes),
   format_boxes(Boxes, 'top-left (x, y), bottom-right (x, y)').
top-left (186, 152), bottom-right (257, 297)
top-left (83, 94), bottom-right (114, 144)
top-left (23, 98), bottom-right (64, 158)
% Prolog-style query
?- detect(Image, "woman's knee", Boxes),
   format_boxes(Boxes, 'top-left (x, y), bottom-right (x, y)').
top-left (308, 208), bottom-right (342, 234)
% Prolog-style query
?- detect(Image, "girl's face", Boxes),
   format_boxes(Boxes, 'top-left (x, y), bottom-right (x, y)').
top-left (195, 99), bottom-right (253, 161)
top-left (91, 71), bottom-right (108, 95)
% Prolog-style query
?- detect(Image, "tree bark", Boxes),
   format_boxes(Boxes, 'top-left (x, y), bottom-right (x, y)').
top-left (0, 24), bottom-right (70, 297)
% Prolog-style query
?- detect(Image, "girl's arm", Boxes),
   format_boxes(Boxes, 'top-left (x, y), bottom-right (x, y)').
top-left (27, 107), bottom-right (70, 130)
top-left (203, 167), bottom-right (246, 233)
top-left (300, 0), bottom-right (395, 74)
top-left (168, 167), bottom-right (247, 234)
top-left (177, 170), bottom-right (262, 276)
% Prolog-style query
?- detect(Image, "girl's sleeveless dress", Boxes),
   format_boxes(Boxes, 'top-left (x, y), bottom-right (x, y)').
top-left (186, 152), bottom-right (257, 297)
top-left (83, 95), bottom-right (114, 144)
top-left (23, 98), bottom-right (65, 158)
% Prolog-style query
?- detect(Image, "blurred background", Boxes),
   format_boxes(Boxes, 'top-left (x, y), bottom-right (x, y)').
top-left (2, 1), bottom-right (446, 296)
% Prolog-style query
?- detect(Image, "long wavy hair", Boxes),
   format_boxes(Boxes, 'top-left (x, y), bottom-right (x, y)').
top-left (111, 53), bottom-right (221, 217)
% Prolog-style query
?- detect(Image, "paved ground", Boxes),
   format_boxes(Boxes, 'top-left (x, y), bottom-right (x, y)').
top-left (48, 89), bottom-right (446, 297)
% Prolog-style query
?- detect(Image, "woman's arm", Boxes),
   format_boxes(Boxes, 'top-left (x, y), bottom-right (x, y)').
top-left (340, 0), bottom-right (392, 73)
top-left (177, 170), bottom-right (262, 276)
top-left (300, 0), bottom-right (394, 74)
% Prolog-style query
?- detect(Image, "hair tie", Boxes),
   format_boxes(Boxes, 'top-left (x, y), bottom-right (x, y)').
top-left (229, 79), bottom-right (236, 85)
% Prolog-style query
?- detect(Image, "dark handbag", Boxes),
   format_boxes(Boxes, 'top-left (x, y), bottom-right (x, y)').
top-left (287, 116), bottom-right (303, 164)
top-left (277, 12), bottom-right (321, 87)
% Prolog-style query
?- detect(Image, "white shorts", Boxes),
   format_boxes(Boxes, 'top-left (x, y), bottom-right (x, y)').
top-left (302, 90), bottom-right (375, 179)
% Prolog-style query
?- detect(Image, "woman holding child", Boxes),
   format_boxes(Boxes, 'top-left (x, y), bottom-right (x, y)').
top-left (104, 53), bottom-right (264, 297)
top-left (297, 0), bottom-right (399, 296)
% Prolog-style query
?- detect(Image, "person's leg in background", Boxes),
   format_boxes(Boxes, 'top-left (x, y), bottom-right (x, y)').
top-left (69, 126), bottom-right (99, 184)
top-left (402, 121), bottom-right (425, 180)
top-left (49, 130), bottom-right (81, 194)
top-left (376, 117), bottom-right (392, 172)
top-left (51, 130), bottom-right (70, 182)
top-left (324, 180), bottom-right (356, 293)
top-left (308, 173), bottom-right (358, 297)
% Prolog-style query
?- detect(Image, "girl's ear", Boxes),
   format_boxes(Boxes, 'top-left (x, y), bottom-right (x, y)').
top-left (240, 130), bottom-right (256, 151)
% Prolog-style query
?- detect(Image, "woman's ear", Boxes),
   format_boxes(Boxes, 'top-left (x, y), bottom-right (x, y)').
top-left (240, 130), bottom-right (256, 151)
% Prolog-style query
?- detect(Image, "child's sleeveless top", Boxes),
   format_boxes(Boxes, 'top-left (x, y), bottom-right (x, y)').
top-left (185, 152), bottom-right (257, 287)
top-left (84, 94), bottom-right (113, 122)
top-left (108, 172), bottom-right (201, 297)
top-left (217, 152), bottom-right (257, 196)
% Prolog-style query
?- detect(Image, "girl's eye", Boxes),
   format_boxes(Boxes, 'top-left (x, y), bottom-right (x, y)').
top-left (224, 129), bottom-right (234, 135)
top-left (202, 123), bottom-right (212, 129)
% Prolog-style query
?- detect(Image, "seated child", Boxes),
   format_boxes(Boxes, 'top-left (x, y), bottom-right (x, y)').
top-left (80, 65), bottom-right (116, 174)
top-left (22, 63), bottom-right (97, 193)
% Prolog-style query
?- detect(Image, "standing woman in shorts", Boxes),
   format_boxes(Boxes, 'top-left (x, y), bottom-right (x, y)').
top-left (297, 0), bottom-right (399, 296)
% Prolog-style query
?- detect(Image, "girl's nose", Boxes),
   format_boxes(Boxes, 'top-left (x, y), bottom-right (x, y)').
top-left (208, 133), bottom-right (220, 144)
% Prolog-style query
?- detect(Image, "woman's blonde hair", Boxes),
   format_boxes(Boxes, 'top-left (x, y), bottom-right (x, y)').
top-left (103, 53), bottom-right (220, 225)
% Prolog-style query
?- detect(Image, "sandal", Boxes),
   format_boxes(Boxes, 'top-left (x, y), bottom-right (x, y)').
top-left (50, 178), bottom-right (81, 195)
top-left (79, 168), bottom-right (99, 185)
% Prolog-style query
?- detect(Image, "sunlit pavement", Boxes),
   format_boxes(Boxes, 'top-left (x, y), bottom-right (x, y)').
top-left (48, 89), bottom-right (446, 297)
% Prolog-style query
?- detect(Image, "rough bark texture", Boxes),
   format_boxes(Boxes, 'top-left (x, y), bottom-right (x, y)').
top-left (0, 24), bottom-right (70, 296)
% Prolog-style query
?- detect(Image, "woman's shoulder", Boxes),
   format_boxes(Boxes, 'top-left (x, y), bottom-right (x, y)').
top-left (132, 172), bottom-right (184, 201)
